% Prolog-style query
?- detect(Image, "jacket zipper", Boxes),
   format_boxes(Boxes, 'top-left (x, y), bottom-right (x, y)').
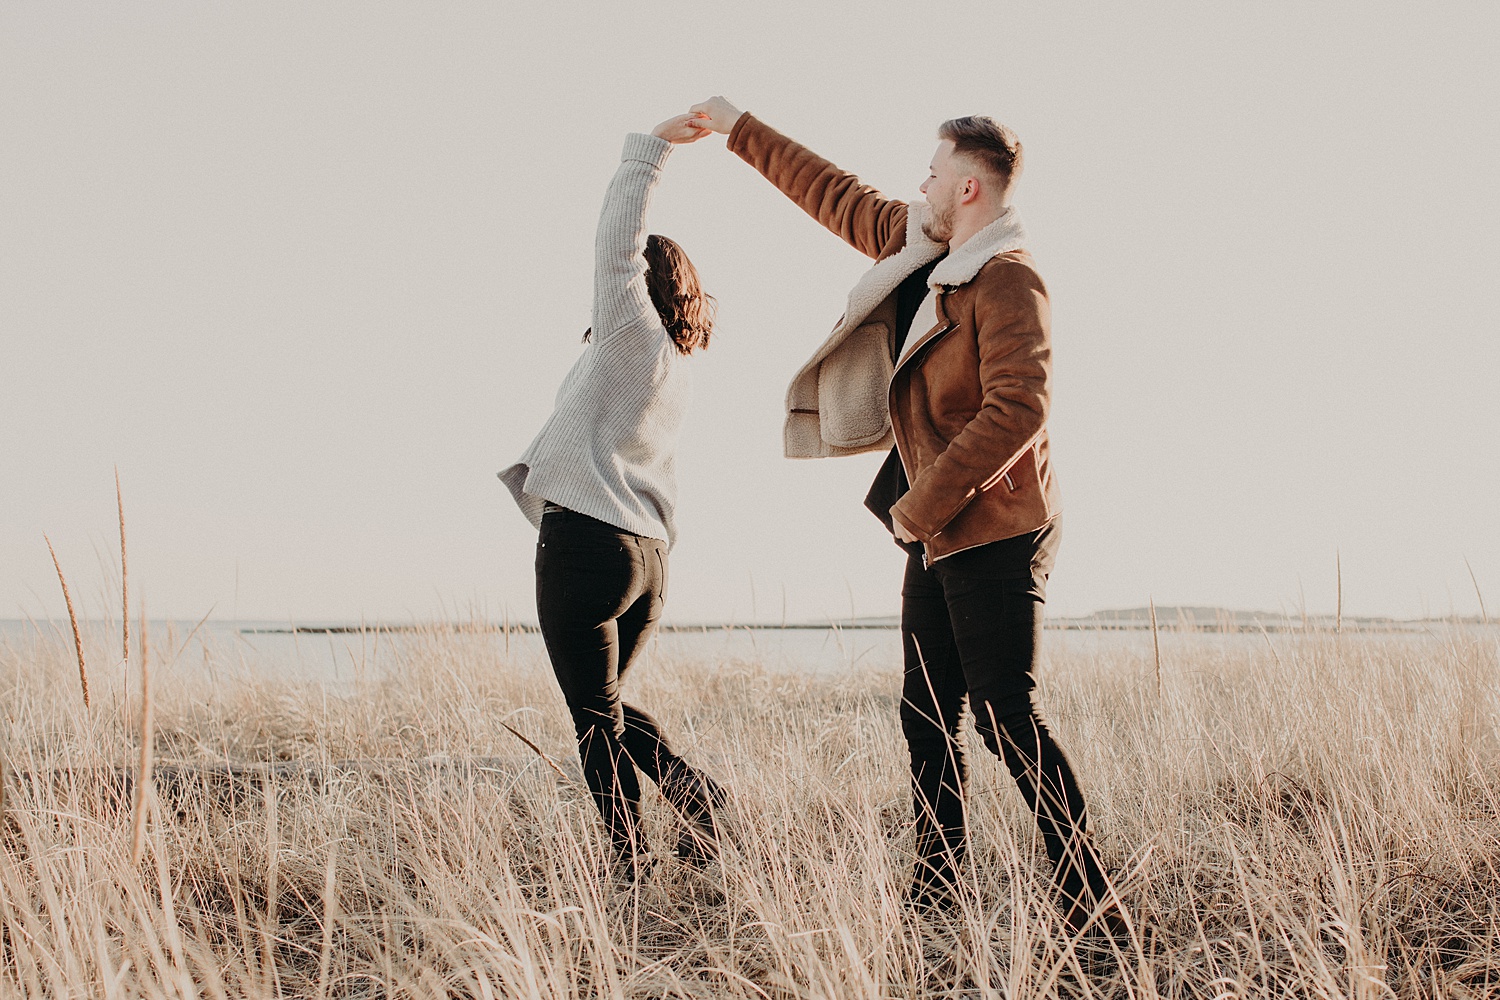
top-left (889, 321), bottom-right (956, 481)
top-left (893, 320), bottom-right (958, 379)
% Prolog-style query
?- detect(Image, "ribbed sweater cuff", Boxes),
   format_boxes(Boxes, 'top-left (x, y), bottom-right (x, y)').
top-left (623, 132), bottom-right (672, 169)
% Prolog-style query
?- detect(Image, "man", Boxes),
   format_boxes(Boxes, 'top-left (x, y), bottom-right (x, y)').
top-left (688, 96), bottom-right (1119, 931)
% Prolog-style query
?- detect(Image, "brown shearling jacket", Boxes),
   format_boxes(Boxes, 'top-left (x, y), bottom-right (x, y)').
top-left (728, 113), bottom-right (1062, 560)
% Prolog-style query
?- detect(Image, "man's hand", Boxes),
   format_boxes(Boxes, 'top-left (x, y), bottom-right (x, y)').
top-left (651, 115), bottom-right (713, 144)
top-left (892, 517), bottom-right (921, 544)
top-left (688, 96), bottom-right (743, 135)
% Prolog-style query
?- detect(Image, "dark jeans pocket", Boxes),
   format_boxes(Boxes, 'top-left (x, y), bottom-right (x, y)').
top-left (540, 543), bottom-right (639, 617)
top-left (650, 543), bottom-right (668, 601)
top-left (941, 575), bottom-right (1039, 639)
top-left (939, 572), bottom-right (1037, 603)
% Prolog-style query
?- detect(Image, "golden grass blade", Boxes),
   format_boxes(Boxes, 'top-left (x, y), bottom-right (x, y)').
top-left (130, 604), bottom-right (153, 867)
top-left (1465, 556), bottom-right (1488, 625)
top-left (315, 837), bottom-right (339, 1000)
top-left (44, 533), bottom-right (89, 709)
top-left (1149, 597), bottom-right (1162, 696)
top-left (167, 605), bottom-right (216, 665)
top-left (117, 467), bottom-right (129, 665)
top-left (500, 720), bottom-right (573, 783)
top-left (264, 770), bottom-right (279, 927)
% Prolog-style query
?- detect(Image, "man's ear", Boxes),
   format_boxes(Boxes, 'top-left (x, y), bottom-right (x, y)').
top-left (957, 174), bottom-right (984, 206)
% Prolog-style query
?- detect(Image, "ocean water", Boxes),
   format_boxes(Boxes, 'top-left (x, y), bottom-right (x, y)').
top-left (0, 618), bottom-right (906, 685)
top-left (3, 617), bottom-right (1477, 688)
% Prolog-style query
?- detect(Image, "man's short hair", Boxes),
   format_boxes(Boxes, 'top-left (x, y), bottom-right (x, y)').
top-left (938, 116), bottom-right (1023, 190)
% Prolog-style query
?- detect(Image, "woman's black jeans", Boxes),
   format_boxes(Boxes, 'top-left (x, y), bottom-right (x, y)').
top-left (535, 507), bottom-right (708, 859)
top-left (900, 535), bottom-right (1110, 910)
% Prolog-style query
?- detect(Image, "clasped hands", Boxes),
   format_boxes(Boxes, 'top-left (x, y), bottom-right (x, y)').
top-left (650, 96), bottom-right (743, 144)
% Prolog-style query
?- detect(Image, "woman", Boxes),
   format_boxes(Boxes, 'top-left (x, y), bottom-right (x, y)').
top-left (499, 115), bottom-right (724, 879)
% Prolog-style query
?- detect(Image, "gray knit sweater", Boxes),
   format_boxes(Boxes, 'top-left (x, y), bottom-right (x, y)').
top-left (498, 133), bottom-right (689, 547)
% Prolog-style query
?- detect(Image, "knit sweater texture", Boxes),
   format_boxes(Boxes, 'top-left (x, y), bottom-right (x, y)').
top-left (498, 133), bottom-right (689, 547)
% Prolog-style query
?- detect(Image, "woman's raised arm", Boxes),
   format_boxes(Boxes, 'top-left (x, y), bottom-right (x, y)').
top-left (590, 116), bottom-right (708, 342)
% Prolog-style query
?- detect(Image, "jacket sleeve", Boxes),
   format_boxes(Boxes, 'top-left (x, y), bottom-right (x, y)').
top-left (889, 265), bottom-right (1052, 540)
top-left (592, 132), bottom-right (672, 341)
top-left (728, 113), bottom-right (906, 260)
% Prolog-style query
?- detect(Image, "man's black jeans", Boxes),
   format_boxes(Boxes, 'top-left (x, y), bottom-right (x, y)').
top-left (900, 526), bottom-right (1109, 909)
top-left (535, 508), bottom-right (713, 859)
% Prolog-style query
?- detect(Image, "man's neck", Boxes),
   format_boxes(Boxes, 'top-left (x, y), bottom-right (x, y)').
top-left (948, 203), bottom-right (1009, 251)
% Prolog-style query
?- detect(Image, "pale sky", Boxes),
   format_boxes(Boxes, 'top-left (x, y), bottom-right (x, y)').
top-left (4, 2), bottom-right (1498, 625)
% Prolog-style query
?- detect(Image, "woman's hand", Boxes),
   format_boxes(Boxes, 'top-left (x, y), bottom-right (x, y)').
top-left (651, 114), bottom-right (713, 144)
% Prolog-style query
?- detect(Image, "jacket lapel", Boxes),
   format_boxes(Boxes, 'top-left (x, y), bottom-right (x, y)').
top-left (893, 207), bottom-right (1030, 375)
top-left (895, 320), bottom-right (957, 372)
top-left (926, 206), bottom-right (1029, 290)
top-left (834, 202), bottom-right (945, 338)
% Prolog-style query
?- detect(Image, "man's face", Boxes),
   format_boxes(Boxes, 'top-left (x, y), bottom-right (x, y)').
top-left (920, 140), bottom-right (961, 243)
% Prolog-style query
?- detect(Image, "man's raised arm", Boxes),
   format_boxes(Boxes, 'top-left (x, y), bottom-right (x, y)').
top-left (690, 96), bottom-right (907, 260)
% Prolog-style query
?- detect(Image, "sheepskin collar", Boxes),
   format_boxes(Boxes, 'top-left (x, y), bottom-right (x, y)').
top-left (828, 201), bottom-right (1029, 345)
top-left (833, 204), bottom-right (945, 337)
top-left (926, 204), bottom-right (1029, 290)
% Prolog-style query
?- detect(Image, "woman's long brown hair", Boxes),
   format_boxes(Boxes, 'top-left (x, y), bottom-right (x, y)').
top-left (585, 234), bottom-right (715, 355)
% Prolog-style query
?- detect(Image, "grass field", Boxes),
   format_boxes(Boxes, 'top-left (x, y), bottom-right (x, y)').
top-left (1, 622), bottom-right (1497, 998)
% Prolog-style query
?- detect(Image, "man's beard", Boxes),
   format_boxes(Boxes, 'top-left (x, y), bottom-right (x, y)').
top-left (921, 199), bottom-right (955, 243)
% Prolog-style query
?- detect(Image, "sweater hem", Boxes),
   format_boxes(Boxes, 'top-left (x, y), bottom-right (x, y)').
top-left (499, 464), bottom-right (673, 548)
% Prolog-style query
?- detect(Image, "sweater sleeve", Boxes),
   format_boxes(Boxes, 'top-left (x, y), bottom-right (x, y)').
top-left (727, 113), bottom-right (907, 260)
top-left (592, 132), bottom-right (673, 341)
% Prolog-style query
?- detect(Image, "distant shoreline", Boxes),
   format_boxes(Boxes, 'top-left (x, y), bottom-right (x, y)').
top-left (236, 616), bottom-right (1488, 636)
top-left (7, 610), bottom-right (1489, 637)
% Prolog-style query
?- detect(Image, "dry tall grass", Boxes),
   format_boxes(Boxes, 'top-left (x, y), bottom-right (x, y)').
top-left (1, 623), bottom-right (1496, 998)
